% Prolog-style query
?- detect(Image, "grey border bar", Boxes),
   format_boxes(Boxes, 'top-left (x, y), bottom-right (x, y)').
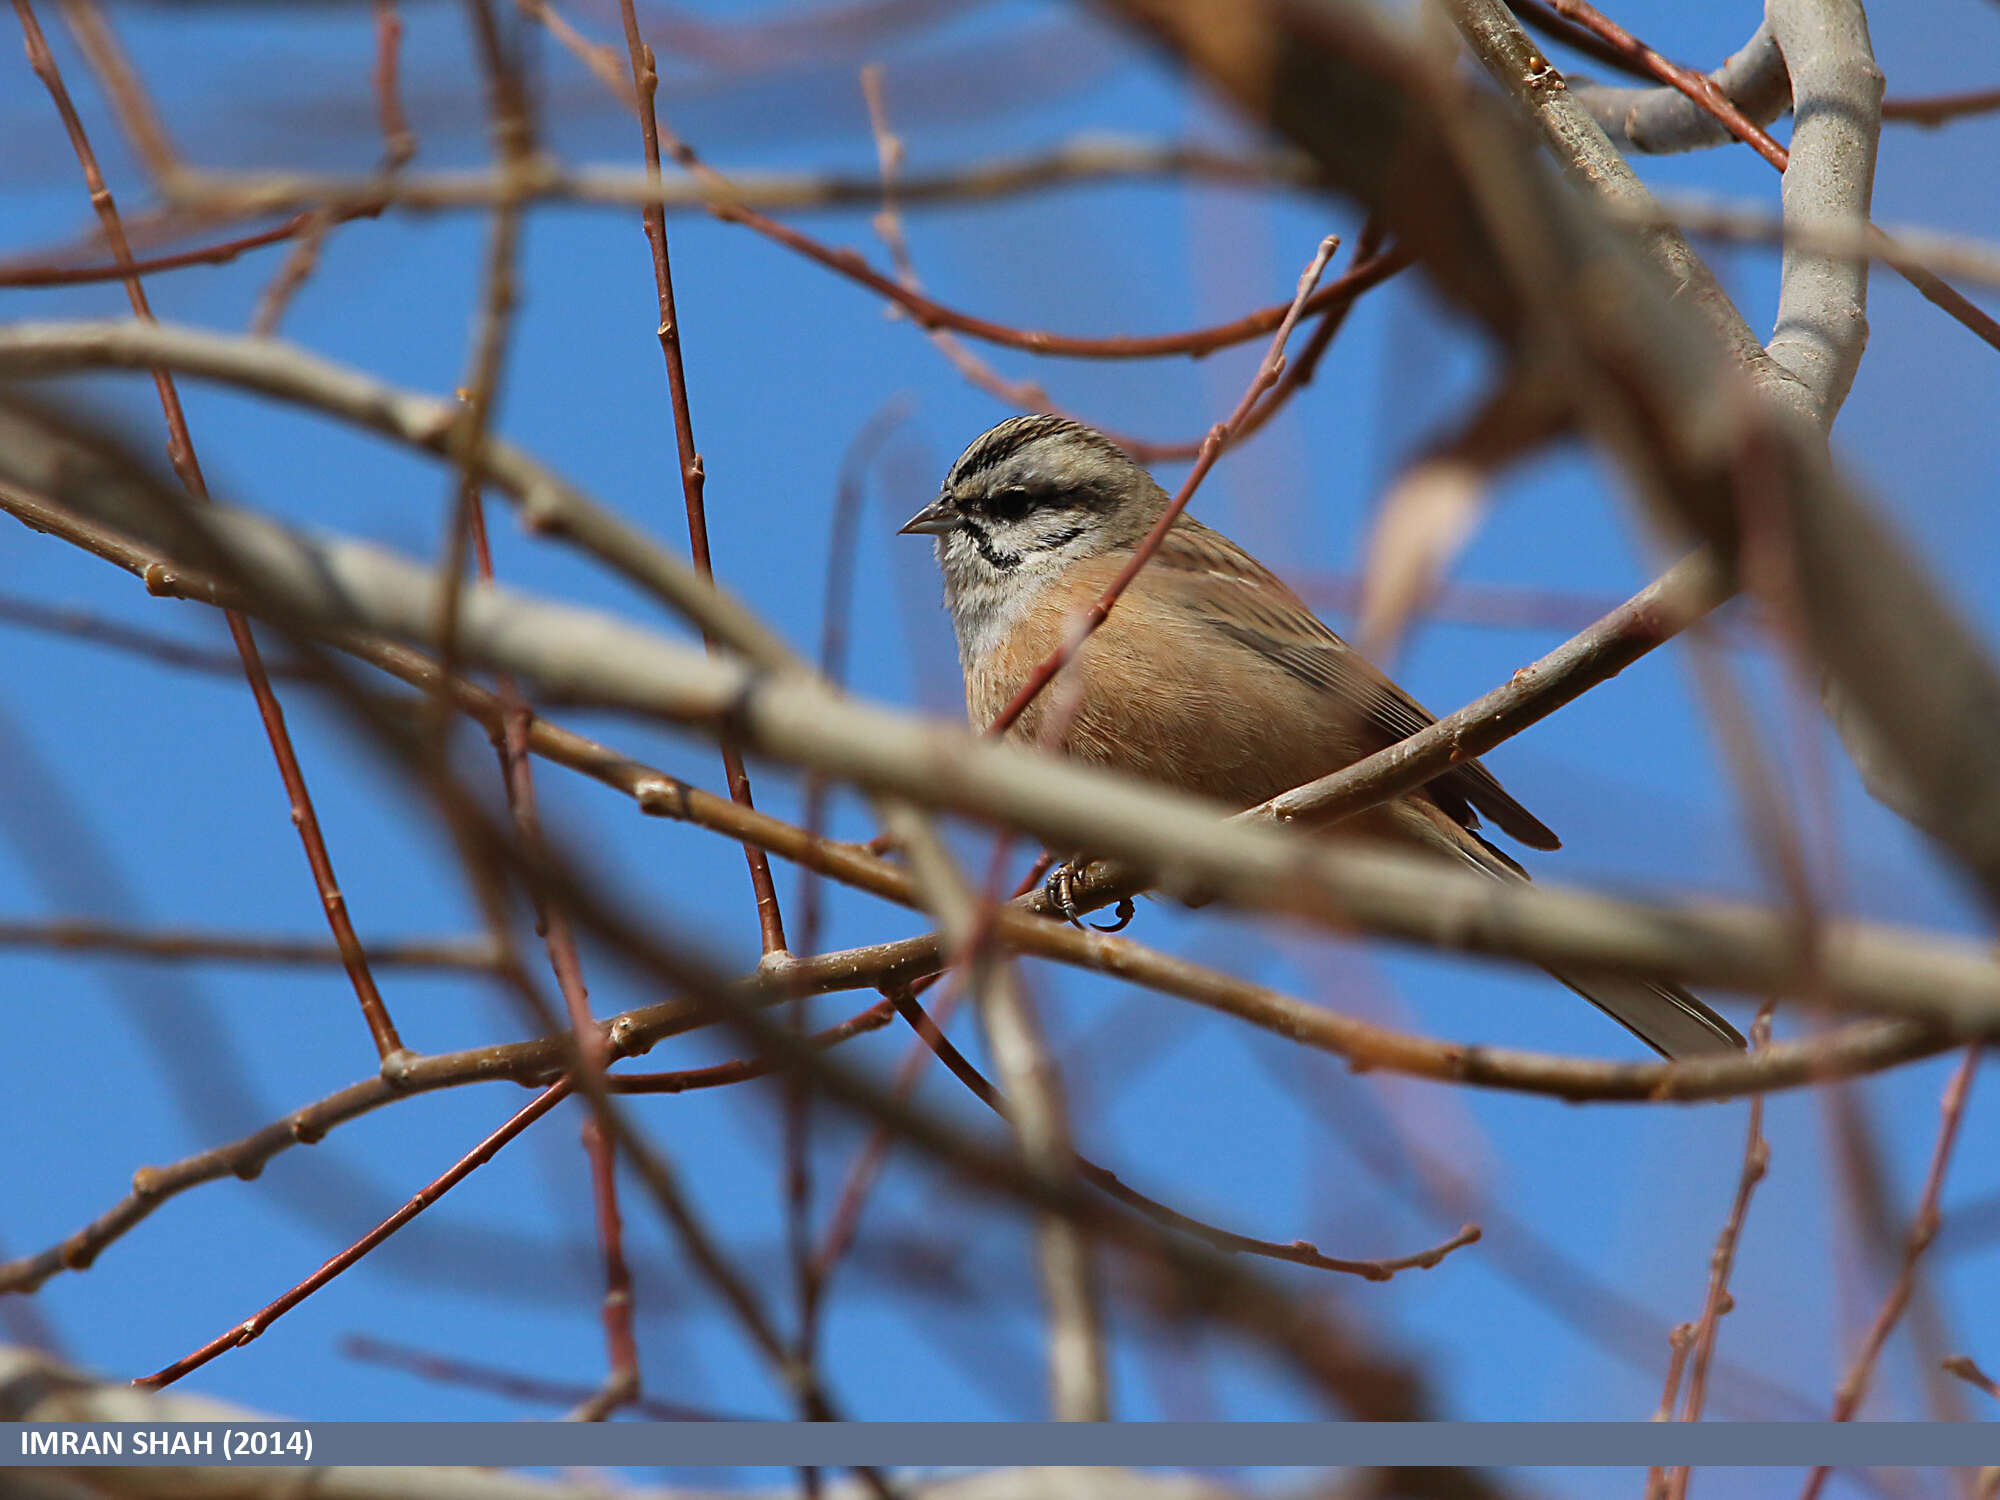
top-left (4, 1422), bottom-right (1994, 1467)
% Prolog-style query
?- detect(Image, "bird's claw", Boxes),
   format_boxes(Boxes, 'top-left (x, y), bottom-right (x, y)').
top-left (1043, 860), bottom-right (1136, 933)
top-left (1045, 859), bottom-right (1086, 928)
top-left (1092, 896), bottom-right (1137, 933)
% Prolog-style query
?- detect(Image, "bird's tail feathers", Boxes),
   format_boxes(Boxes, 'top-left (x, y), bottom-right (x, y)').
top-left (1388, 797), bottom-right (1746, 1060)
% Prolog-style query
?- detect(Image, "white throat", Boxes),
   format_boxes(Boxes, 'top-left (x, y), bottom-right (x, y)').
top-left (936, 537), bottom-right (1070, 688)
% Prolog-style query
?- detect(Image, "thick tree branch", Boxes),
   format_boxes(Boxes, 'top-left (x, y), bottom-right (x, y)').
top-left (1572, 21), bottom-right (1790, 156)
top-left (1764, 0), bottom-right (1883, 422)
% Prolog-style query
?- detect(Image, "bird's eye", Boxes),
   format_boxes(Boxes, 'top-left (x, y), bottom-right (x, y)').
top-left (985, 485), bottom-right (1035, 523)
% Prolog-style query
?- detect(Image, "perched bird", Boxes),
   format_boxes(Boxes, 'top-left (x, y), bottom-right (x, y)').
top-left (900, 413), bottom-right (1743, 1058)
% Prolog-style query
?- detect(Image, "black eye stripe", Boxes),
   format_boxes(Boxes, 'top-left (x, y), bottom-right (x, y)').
top-left (980, 484), bottom-right (1042, 521)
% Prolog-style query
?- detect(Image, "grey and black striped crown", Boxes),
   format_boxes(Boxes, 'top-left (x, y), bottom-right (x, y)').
top-left (944, 414), bottom-right (1130, 491)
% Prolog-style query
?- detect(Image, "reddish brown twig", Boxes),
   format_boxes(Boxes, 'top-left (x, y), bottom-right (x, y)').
top-left (1882, 86), bottom-right (2000, 128)
top-left (570, 1114), bottom-right (639, 1421)
top-left (807, 975), bottom-right (959, 1286)
top-left (610, 997), bottom-right (897, 1092)
top-left (1664, 1009), bottom-right (1775, 1500)
top-left (253, 5), bottom-right (410, 340)
top-left (522, 39), bottom-right (1400, 370)
top-left (1546, 0), bottom-right (1785, 168)
top-left (987, 235), bottom-right (1340, 737)
top-left (1800, 1046), bottom-right (1982, 1500)
top-left (808, 834), bottom-right (1033, 1293)
top-left (450, 2), bottom-right (639, 1422)
top-left (858, 64), bottom-right (1047, 414)
top-left (1655, 1323), bottom-right (1697, 1420)
top-left (723, 193), bottom-right (1390, 363)
top-left (248, 211), bottom-right (336, 338)
top-left (1546, 0), bottom-right (2000, 355)
top-left (616, 0), bottom-right (787, 958)
top-left (0, 214), bottom-right (309, 287)
top-left (371, 0), bottom-right (415, 170)
top-left (1643, 1323), bottom-right (1698, 1500)
top-left (1941, 1355), bottom-right (2000, 1404)
top-left (13, 0), bottom-right (407, 1063)
top-left (134, 1080), bottom-right (572, 1390)
top-left (852, 64), bottom-right (1356, 469)
top-left (1522, 0), bottom-right (2000, 130)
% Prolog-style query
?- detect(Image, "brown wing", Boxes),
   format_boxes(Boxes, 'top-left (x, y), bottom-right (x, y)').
top-left (1148, 518), bottom-right (1561, 851)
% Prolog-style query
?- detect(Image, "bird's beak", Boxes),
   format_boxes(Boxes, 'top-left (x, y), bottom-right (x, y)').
top-left (897, 498), bottom-right (956, 536)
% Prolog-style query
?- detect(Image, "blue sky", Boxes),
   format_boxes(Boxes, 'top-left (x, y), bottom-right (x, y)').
top-left (2, 0), bottom-right (1997, 1483)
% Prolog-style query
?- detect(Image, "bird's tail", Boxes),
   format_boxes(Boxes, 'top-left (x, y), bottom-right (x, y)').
top-left (1541, 969), bottom-right (1745, 1058)
top-left (1385, 797), bottom-right (1746, 1059)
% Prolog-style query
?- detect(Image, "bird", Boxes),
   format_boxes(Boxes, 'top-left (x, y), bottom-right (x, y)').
top-left (899, 412), bottom-right (1744, 1059)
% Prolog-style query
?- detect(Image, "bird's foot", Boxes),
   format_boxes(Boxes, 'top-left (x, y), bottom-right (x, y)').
top-left (1043, 859), bottom-right (1137, 932)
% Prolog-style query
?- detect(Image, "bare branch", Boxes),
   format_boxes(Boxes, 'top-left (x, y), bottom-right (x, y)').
top-left (1259, 551), bottom-right (1729, 826)
top-left (1764, 0), bottom-right (1883, 422)
top-left (1572, 21), bottom-right (1790, 156)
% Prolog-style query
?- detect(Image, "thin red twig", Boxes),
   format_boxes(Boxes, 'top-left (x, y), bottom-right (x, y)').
top-left (1800, 1046), bottom-right (1982, 1500)
top-left (722, 193), bottom-right (1394, 363)
top-left (452, 1), bottom-right (639, 1421)
top-left (1664, 1009), bottom-right (1775, 1500)
top-left (809, 844), bottom-right (1055, 1286)
top-left (134, 1080), bottom-right (572, 1389)
top-left (1941, 1355), bottom-right (2000, 1403)
top-left (1882, 86), bottom-right (2000, 127)
top-left (13, 0), bottom-right (407, 1062)
top-left (1521, 0), bottom-right (2000, 129)
top-left (609, 997), bottom-right (896, 1093)
top-left (1655, 1323), bottom-right (1697, 1420)
top-left (371, 0), bottom-right (415, 170)
top-left (987, 234), bottom-right (1341, 737)
top-left (0, 214), bottom-right (308, 287)
top-left (615, 0), bottom-right (788, 957)
top-left (1546, 0), bottom-right (1784, 168)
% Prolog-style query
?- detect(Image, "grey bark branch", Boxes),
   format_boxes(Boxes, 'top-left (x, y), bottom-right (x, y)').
top-left (1573, 21), bottom-right (1792, 155)
top-left (6, 397), bottom-right (1998, 1040)
top-left (1444, 0), bottom-right (1815, 422)
top-left (1764, 0), bottom-right (1883, 423)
